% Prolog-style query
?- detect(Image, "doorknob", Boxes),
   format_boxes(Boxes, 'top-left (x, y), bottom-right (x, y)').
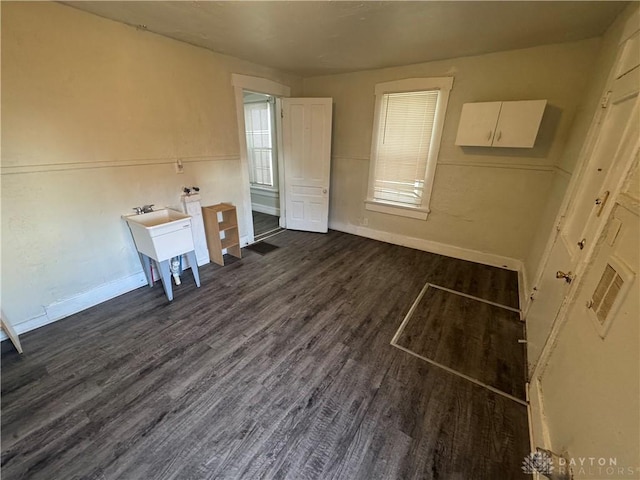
top-left (556, 271), bottom-right (574, 283)
top-left (322, 188), bottom-right (327, 194)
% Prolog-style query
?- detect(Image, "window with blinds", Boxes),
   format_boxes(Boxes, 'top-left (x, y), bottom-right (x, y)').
top-left (244, 101), bottom-right (274, 187)
top-left (366, 77), bottom-right (453, 220)
top-left (372, 91), bottom-right (439, 205)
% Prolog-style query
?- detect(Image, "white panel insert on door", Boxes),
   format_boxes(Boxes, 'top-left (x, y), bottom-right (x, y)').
top-left (282, 98), bottom-right (333, 233)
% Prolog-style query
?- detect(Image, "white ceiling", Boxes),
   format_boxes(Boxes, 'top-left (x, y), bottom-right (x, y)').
top-left (64, 1), bottom-right (628, 77)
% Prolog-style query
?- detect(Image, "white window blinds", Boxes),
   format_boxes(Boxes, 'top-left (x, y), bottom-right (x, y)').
top-left (372, 90), bottom-right (440, 206)
top-left (244, 101), bottom-right (274, 186)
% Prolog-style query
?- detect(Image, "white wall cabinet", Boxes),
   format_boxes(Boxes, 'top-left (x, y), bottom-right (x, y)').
top-left (455, 100), bottom-right (547, 148)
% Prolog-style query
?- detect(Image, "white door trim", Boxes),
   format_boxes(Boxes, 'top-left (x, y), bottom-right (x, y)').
top-left (524, 10), bottom-right (640, 317)
top-left (231, 75), bottom-right (290, 244)
top-left (532, 105), bottom-right (639, 382)
top-left (275, 97), bottom-right (287, 229)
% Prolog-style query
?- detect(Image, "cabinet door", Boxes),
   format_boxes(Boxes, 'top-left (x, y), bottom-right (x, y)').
top-left (454, 102), bottom-right (501, 146)
top-left (493, 100), bottom-right (546, 148)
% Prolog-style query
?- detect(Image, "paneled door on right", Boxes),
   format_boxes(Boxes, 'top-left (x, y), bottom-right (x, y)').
top-left (525, 31), bottom-right (640, 376)
top-left (281, 98), bottom-right (333, 233)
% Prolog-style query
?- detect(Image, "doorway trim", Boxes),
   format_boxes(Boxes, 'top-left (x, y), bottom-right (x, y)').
top-left (524, 12), bottom-right (640, 318)
top-left (525, 8), bottom-right (640, 453)
top-left (231, 74), bottom-right (290, 245)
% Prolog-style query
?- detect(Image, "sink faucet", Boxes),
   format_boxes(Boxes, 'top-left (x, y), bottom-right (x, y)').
top-left (132, 204), bottom-right (155, 214)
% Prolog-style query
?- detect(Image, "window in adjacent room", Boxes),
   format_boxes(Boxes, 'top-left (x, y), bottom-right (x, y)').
top-left (244, 97), bottom-right (276, 187)
top-left (366, 77), bottom-right (453, 220)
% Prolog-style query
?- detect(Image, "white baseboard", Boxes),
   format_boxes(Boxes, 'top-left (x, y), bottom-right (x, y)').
top-left (0, 313), bottom-right (50, 341)
top-left (0, 271), bottom-right (147, 341)
top-left (528, 377), bottom-right (551, 452)
top-left (251, 203), bottom-right (280, 216)
top-left (329, 220), bottom-right (522, 272)
top-left (517, 265), bottom-right (529, 320)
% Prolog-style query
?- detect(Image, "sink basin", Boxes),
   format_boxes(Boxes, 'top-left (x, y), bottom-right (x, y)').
top-left (124, 209), bottom-right (194, 261)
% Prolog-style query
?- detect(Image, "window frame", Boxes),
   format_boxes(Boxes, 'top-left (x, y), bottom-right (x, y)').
top-left (244, 99), bottom-right (277, 188)
top-left (365, 77), bottom-right (453, 220)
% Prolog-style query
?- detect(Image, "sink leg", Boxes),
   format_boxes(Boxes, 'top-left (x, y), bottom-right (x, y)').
top-left (186, 251), bottom-right (201, 287)
top-left (156, 260), bottom-right (173, 301)
top-left (140, 253), bottom-right (153, 287)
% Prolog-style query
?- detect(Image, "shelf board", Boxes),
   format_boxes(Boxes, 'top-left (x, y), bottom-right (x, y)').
top-left (221, 237), bottom-right (239, 250)
top-left (203, 203), bottom-right (236, 214)
top-left (219, 221), bottom-right (238, 232)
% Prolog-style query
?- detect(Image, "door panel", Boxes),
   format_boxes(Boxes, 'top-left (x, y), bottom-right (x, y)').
top-left (525, 34), bottom-right (640, 377)
top-left (282, 98), bottom-right (333, 233)
top-left (526, 240), bottom-right (573, 373)
top-left (564, 69), bottom-right (639, 251)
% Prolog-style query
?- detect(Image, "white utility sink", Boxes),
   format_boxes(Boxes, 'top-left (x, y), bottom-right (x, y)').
top-left (124, 209), bottom-right (194, 262)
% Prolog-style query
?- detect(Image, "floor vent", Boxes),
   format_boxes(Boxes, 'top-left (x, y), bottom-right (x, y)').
top-left (591, 264), bottom-right (623, 324)
top-left (589, 256), bottom-right (634, 338)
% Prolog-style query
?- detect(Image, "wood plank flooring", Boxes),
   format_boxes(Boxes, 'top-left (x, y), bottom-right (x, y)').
top-left (252, 211), bottom-right (280, 237)
top-left (1, 230), bottom-right (529, 479)
top-left (395, 286), bottom-right (526, 399)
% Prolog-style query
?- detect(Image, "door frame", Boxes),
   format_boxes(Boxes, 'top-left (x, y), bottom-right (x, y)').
top-left (231, 74), bottom-right (290, 245)
top-left (524, 10), bottom-right (639, 387)
top-left (524, 15), bottom-right (640, 319)
top-left (528, 106), bottom-right (639, 453)
top-left (533, 104), bottom-right (638, 373)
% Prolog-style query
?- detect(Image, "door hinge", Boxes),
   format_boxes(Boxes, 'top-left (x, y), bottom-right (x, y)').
top-left (281, 108), bottom-right (284, 119)
top-left (601, 90), bottom-right (612, 109)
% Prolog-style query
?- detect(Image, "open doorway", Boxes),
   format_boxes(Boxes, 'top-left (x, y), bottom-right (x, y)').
top-left (242, 91), bottom-right (283, 241)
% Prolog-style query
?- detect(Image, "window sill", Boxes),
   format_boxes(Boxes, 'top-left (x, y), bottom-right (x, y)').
top-left (365, 200), bottom-right (430, 220)
top-left (250, 184), bottom-right (279, 196)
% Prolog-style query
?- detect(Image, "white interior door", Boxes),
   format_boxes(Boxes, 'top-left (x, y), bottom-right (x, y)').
top-left (282, 98), bottom-right (333, 233)
top-left (525, 34), bottom-right (640, 376)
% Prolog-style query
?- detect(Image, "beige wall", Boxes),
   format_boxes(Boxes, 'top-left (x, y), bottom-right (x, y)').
top-left (1, 2), bottom-right (300, 325)
top-left (302, 39), bottom-right (600, 267)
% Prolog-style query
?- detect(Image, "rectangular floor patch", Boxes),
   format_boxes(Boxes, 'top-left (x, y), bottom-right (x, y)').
top-left (392, 284), bottom-right (526, 402)
top-left (245, 241), bottom-right (280, 256)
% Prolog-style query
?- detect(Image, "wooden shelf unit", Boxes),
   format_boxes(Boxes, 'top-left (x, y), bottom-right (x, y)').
top-left (202, 203), bottom-right (241, 266)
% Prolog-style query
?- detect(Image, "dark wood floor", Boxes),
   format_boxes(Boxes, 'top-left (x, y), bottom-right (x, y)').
top-left (395, 286), bottom-right (526, 399)
top-left (1, 230), bottom-right (529, 480)
top-left (252, 211), bottom-right (280, 237)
